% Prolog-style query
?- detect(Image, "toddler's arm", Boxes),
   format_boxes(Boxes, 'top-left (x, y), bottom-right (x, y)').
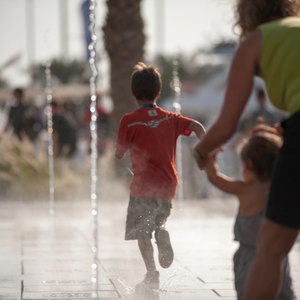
top-left (205, 154), bottom-right (244, 196)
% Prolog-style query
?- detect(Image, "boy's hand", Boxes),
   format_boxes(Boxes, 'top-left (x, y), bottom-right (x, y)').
top-left (115, 149), bottom-right (124, 160)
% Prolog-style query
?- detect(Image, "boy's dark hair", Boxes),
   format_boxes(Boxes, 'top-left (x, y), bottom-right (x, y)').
top-left (240, 132), bottom-right (282, 182)
top-left (131, 62), bottom-right (162, 101)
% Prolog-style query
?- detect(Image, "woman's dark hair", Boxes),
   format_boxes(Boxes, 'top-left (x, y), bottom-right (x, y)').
top-left (235, 0), bottom-right (300, 38)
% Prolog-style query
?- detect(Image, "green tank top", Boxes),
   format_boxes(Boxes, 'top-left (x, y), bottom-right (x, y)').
top-left (259, 17), bottom-right (300, 113)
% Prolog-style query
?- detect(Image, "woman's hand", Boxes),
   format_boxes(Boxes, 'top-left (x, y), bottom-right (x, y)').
top-left (193, 143), bottom-right (208, 170)
top-left (193, 145), bottom-right (224, 170)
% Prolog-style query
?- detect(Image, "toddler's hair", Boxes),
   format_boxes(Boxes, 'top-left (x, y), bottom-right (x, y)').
top-left (240, 125), bottom-right (282, 181)
top-left (131, 62), bottom-right (162, 101)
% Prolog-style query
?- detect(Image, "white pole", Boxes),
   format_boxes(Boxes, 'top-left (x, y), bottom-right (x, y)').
top-left (26, 0), bottom-right (35, 65)
top-left (60, 0), bottom-right (69, 58)
top-left (155, 0), bottom-right (165, 54)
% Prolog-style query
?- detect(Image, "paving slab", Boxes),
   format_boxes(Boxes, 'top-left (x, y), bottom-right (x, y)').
top-left (0, 200), bottom-right (120, 300)
top-left (0, 198), bottom-right (299, 300)
top-left (98, 197), bottom-right (300, 299)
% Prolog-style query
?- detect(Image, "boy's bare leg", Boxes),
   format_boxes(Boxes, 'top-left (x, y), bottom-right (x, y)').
top-left (243, 219), bottom-right (298, 300)
top-left (138, 239), bottom-right (156, 271)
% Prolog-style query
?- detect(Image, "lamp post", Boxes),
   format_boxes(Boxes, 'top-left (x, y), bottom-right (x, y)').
top-left (26, 0), bottom-right (35, 66)
top-left (60, 0), bottom-right (69, 58)
top-left (155, 0), bottom-right (165, 55)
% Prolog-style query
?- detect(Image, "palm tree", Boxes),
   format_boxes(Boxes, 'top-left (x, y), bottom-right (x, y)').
top-left (30, 59), bottom-right (90, 86)
top-left (103, 0), bottom-right (145, 131)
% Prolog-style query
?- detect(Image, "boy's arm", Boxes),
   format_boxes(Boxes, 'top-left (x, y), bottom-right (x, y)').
top-left (205, 155), bottom-right (244, 196)
top-left (188, 120), bottom-right (206, 140)
top-left (115, 117), bottom-right (128, 160)
top-left (115, 136), bottom-right (127, 160)
top-left (115, 148), bottom-right (124, 160)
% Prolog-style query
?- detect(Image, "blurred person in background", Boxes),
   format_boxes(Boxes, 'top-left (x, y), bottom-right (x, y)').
top-left (3, 87), bottom-right (43, 143)
top-left (51, 101), bottom-right (77, 158)
top-left (239, 88), bottom-right (280, 131)
top-left (25, 104), bottom-right (44, 143)
top-left (4, 88), bottom-right (30, 140)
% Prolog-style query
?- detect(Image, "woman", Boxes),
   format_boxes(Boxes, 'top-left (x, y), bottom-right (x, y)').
top-left (194, 1), bottom-right (300, 299)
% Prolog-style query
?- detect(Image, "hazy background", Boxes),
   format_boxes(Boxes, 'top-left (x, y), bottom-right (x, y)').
top-left (0, 0), bottom-right (236, 86)
top-left (0, 0), bottom-right (283, 201)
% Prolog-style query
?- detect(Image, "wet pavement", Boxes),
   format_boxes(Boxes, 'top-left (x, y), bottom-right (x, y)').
top-left (0, 197), bottom-right (299, 300)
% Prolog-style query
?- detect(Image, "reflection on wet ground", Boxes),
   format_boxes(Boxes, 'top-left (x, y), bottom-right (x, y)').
top-left (0, 198), bottom-right (299, 299)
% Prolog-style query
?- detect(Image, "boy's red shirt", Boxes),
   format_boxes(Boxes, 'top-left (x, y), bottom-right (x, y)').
top-left (116, 105), bottom-right (193, 201)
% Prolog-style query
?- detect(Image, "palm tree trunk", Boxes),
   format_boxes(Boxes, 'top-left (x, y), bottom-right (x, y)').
top-left (103, 0), bottom-right (145, 132)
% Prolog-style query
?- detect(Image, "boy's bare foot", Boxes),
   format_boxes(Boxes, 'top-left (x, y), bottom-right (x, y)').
top-left (135, 270), bottom-right (160, 290)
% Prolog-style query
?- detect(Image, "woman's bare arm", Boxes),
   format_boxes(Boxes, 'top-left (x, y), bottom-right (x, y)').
top-left (194, 30), bottom-right (262, 169)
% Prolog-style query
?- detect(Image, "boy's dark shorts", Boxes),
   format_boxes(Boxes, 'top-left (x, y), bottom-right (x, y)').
top-left (266, 111), bottom-right (300, 229)
top-left (125, 197), bottom-right (172, 240)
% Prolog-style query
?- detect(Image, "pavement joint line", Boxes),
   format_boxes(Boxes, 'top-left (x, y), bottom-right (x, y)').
top-left (20, 279), bottom-right (24, 299)
top-left (196, 276), bottom-right (206, 283)
top-left (212, 289), bottom-right (221, 297)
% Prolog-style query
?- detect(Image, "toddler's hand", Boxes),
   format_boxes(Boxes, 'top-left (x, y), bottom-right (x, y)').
top-left (274, 122), bottom-right (283, 136)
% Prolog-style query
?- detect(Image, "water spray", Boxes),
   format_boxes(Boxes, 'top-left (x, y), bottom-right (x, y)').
top-left (87, 0), bottom-right (99, 297)
top-left (171, 58), bottom-right (183, 200)
top-left (45, 61), bottom-right (55, 215)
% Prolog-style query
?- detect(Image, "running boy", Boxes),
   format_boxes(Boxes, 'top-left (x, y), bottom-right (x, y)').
top-left (115, 62), bottom-right (205, 290)
top-left (203, 125), bottom-right (294, 300)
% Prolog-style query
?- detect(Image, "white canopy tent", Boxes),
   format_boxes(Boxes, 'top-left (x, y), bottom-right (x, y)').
top-left (162, 71), bottom-right (282, 199)
top-left (162, 71), bottom-right (275, 125)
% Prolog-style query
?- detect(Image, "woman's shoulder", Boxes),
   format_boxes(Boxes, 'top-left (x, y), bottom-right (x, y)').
top-left (260, 16), bottom-right (300, 29)
top-left (258, 17), bottom-right (300, 39)
top-left (233, 30), bottom-right (262, 69)
top-left (242, 30), bottom-right (262, 48)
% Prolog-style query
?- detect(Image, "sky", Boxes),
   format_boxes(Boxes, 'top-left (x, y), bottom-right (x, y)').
top-left (0, 0), bottom-right (236, 86)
